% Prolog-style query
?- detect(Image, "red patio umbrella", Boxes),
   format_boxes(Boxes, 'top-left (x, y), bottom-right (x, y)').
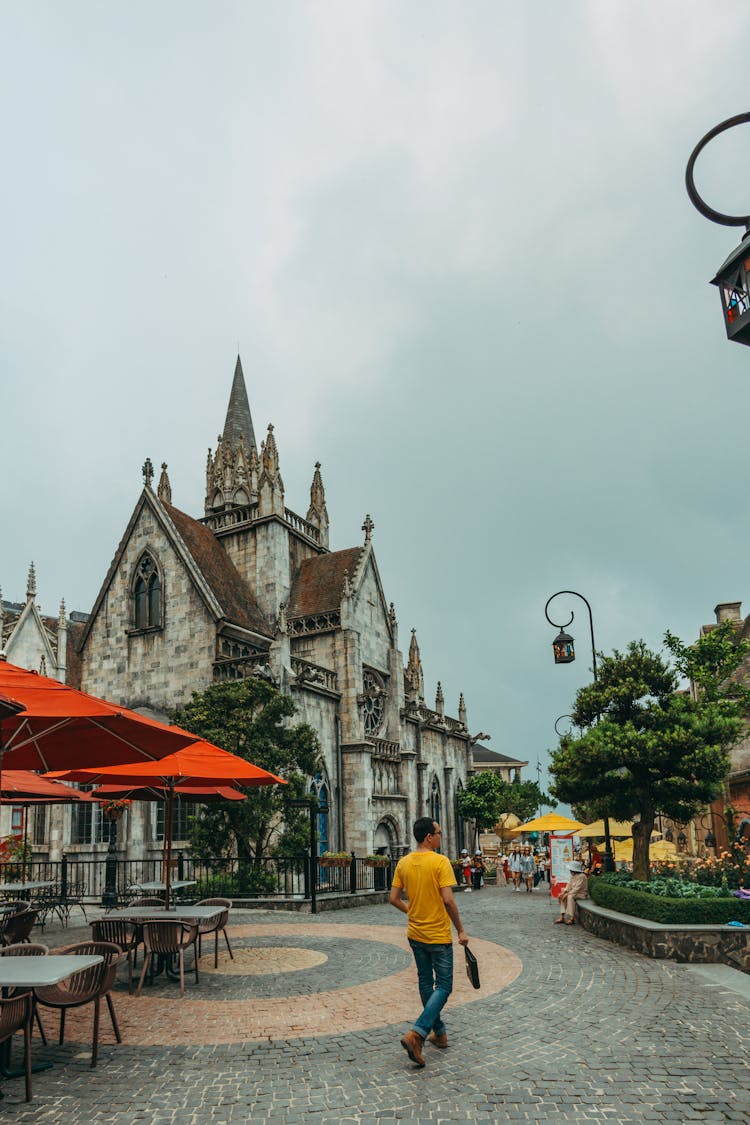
top-left (50, 742), bottom-right (285, 908)
top-left (0, 660), bottom-right (204, 772)
top-left (1, 769), bottom-right (96, 882)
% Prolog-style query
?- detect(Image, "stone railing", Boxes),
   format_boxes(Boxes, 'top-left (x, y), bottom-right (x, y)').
top-left (287, 611), bottom-right (341, 637)
top-left (213, 654), bottom-right (275, 682)
top-left (291, 656), bottom-right (338, 693)
top-left (367, 737), bottom-right (401, 761)
top-left (202, 503), bottom-right (258, 533)
top-left (284, 507), bottom-right (320, 542)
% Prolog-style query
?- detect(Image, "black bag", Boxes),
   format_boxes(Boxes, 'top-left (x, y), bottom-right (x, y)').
top-left (464, 944), bottom-right (480, 989)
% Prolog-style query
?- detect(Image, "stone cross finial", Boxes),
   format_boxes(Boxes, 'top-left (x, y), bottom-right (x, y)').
top-left (388, 602), bottom-right (397, 629)
top-left (362, 514), bottom-right (374, 542)
top-left (142, 458), bottom-right (154, 489)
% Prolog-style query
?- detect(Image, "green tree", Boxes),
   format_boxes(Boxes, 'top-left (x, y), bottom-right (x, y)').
top-left (171, 678), bottom-right (321, 870)
top-left (550, 624), bottom-right (750, 881)
top-left (498, 778), bottom-right (551, 823)
top-left (457, 772), bottom-right (505, 848)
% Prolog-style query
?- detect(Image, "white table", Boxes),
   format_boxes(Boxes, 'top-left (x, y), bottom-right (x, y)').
top-left (129, 880), bottom-right (197, 892)
top-left (103, 905), bottom-right (222, 923)
top-left (0, 881), bottom-right (55, 893)
top-left (0, 954), bottom-right (103, 989)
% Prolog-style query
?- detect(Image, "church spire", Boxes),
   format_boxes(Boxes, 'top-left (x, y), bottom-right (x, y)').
top-left (306, 462), bottom-right (329, 548)
top-left (406, 628), bottom-right (424, 702)
top-left (26, 561), bottom-right (36, 602)
top-left (223, 355), bottom-right (257, 456)
top-left (205, 357), bottom-right (259, 514)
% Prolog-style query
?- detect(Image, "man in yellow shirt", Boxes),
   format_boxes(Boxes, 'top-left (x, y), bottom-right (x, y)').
top-left (390, 816), bottom-right (469, 1067)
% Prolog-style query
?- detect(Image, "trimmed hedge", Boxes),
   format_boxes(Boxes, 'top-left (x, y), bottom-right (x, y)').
top-left (589, 876), bottom-right (750, 925)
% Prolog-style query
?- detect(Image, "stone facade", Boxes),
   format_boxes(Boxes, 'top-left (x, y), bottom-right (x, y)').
top-left (71, 357), bottom-right (483, 864)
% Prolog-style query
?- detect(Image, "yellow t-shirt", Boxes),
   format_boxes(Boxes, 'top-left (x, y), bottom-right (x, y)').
top-left (392, 850), bottom-right (455, 944)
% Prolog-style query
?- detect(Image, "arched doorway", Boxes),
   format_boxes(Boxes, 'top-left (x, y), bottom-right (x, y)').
top-left (309, 773), bottom-right (330, 856)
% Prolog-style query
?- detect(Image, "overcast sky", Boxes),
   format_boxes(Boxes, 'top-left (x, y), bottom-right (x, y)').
top-left (4, 2), bottom-right (750, 798)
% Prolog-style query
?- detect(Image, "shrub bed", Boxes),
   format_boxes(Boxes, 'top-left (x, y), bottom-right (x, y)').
top-left (590, 874), bottom-right (750, 925)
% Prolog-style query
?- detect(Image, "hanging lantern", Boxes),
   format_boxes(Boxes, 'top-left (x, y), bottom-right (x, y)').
top-left (711, 231), bottom-right (750, 345)
top-left (704, 831), bottom-right (716, 849)
top-left (552, 629), bottom-right (575, 665)
top-left (677, 830), bottom-right (687, 850)
top-left (664, 827), bottom-right (674, 843)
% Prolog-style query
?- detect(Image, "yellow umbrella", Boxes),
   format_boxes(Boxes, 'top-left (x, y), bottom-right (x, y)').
top-left (577, 819), bottom-right (635, 838)
top-left (510, 812), bottom-right (586, 834)
top-left (606, 838), bottom-right (678, 862)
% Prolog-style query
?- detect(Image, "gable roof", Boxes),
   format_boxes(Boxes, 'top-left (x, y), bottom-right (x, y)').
top-left (472, 744), bottom-right (527, 767)
top-left (287, 547), bottom-right (363, 617)
top-left (162, 502), bottom-right (270, 636)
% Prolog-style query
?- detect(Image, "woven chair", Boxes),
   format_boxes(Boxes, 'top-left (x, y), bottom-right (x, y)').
top-left (136, 921), bottom-right (199, 997)
top-left (34, 941), bottom-right (122, 1067)
top-left (127, 896), bottom-right (165, 908)
top-left (195, 898), bottom-right (234, 969)
top-left (0, 943), bottom-right (49, 1045)
top-left (2, 900), bottom-right (31, 914)
top-left (1, 909), bottom-right (39, 947)
top-left (0, 991), bottom-right (33, 1101)
top-left (90, 919), bottom-right (139, 993)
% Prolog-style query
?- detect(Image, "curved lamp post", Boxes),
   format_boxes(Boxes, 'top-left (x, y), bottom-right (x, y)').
top-left (545, 591), bottom-right (614, 872)
top-left (686, 112), bottom-right (750, 346)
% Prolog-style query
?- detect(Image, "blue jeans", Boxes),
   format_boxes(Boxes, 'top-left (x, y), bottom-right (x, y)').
top-left (408, 939), bottom-right (453, 1039)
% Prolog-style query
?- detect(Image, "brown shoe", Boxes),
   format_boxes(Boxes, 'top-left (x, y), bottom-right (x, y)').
top-left (400, 1029), bottom-right (426, 1067)
top-left (428, 1031), bottom-right (448, 1049)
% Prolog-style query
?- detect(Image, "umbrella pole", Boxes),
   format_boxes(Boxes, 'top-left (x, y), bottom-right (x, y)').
top-left (22, 802), bottom-right (29, 884)
top-left (164, 786), bottom-right (174, 911)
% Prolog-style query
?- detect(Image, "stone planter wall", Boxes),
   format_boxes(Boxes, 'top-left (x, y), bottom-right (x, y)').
top-left (578, 901), bottom-right (750, 973)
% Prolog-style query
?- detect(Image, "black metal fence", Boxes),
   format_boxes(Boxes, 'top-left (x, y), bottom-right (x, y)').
top-left (0, 853), bottom-right (393, 910)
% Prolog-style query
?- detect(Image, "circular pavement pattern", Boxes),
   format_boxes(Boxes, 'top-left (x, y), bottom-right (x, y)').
top-left (197, 945), bottom-right (329, 975)
top-left (59, 921), bottom-right (522, 1046)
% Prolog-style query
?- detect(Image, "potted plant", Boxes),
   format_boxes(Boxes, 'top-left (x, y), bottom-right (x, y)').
top-left (363, 854), bottom-right (390, 868)
top-left (319, 851), bottom-right (351, 868)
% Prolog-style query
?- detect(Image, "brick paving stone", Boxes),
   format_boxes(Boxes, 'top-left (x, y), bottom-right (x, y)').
top-left (2, 888), bottom-right (750, 1121)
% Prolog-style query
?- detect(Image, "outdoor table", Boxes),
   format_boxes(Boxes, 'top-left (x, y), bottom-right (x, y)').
top-left (0, 954), bottom-right (103, 1082)
top-left (99, 907), bottom-right (221, 986)
top-left (0, 881), bottom-right (55, 894)
top-left (129, 880), bottom-right (197, 893)
top-left (102, 905), bottom-right (221, 922)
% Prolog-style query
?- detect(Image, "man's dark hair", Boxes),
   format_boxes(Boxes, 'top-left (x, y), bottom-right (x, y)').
top-left (413, 816), bottom-right (436, 843)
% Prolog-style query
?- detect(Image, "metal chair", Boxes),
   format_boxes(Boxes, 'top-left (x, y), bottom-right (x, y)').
top-left (195, 898), bottom-right (234, 969)
top-left (34, 941), bottom-right (122, 1067)
top-left (127, 896), bottom-right (165, 907)
top-left (1, 901), bottom-right (30, 914)
top-left (1, 909), bottom-right (39, 947)
top-left (0, 991), bottom-right (33, 1101)
top-left (90, 919), bottom-right (139, 993)
top-left (0, 943), bottom-right (49, 1044)
top-left (136, 921), bottom-right (199, 997)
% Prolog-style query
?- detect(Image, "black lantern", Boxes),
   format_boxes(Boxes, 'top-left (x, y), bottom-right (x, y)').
top-left (664, 827), bottom-right (674, 843)
top-left (704, 831), bottom-right (716, 849)
top-left (677, 830), bottom-right (687, 850)
top-left (711, 231), bottom-right (750, 345)
top-left (552, 629), bottom-right (575, 665)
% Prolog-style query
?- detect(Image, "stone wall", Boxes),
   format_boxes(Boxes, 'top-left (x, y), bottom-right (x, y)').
top-left (578, 901), bottom-right (750, 973)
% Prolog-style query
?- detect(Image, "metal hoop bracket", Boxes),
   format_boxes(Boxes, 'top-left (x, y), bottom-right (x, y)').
top-left (685, 112), bottom-right (750, 228)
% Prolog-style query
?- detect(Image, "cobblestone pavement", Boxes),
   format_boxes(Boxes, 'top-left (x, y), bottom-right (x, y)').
top-left (3, 883), bottom-right (750, 1123)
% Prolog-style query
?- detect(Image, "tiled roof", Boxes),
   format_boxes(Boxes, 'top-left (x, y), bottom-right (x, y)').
top-left (288, 547), bottom-right (364, 617)
top-left (163, 502), bottom-right (271, 637)
top-left (472, 744), bottom-right (526, 766)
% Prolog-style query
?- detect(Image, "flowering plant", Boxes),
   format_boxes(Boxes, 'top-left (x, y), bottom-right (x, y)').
top-left (0, 834), bottom-right (28, 863)
top-left (99, 798), bottom-right (131, 821)
top-left (651, 845), bottom-right (750, 890)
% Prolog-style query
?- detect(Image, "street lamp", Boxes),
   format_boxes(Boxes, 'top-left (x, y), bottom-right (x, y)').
top-left (545, 590), bottom-right (614, 873)
top-left (686, 112), bottom-right (750, 346)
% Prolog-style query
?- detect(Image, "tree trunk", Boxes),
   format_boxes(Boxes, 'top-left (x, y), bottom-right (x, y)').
top-left (632, 814), bottom-right (655, 881)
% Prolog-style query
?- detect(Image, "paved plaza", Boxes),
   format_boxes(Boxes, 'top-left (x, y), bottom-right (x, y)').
top-left (3, 883), bottom-right (750, 1124)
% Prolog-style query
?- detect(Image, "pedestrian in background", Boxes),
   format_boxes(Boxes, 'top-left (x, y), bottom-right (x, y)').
top-left (390, 817), bottom-right (469, 1067)
top-left (509, 844), bottom-right (523, 891)
top-left (520, 845), bottom-right (536, 893)
top-left (471, 850), bottom-right (486, 890)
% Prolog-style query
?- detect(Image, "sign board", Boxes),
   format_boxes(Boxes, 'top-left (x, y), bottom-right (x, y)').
top-left (549, 834), bottom-right (576, 899)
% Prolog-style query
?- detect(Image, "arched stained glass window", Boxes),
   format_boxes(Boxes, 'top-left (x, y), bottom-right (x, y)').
top-left (133, 554), bottom-right (162, 630)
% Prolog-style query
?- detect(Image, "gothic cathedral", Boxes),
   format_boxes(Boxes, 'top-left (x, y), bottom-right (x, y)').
top-left (78, 358), bottom-right (479, 858)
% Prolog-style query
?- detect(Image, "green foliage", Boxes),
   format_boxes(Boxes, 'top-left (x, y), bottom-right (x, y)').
top-left (498, 778), bottom-right (551, 823)
top-left (550, 626), bottom-right (750, 882)
top-left (457, 772), bottom-right (505, 831)
top-left (171, 678), bottom-right (321, 863)
top-left (589, 874), bottom-right (750, 924)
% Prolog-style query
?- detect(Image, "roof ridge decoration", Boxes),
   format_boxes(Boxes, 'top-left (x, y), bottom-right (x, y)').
top-left (405, 628), bottom-right (424, 703)
top-left (26, 561), bottom-right (36, 601)
top-left (257, 423), bottom-right (284, 517)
